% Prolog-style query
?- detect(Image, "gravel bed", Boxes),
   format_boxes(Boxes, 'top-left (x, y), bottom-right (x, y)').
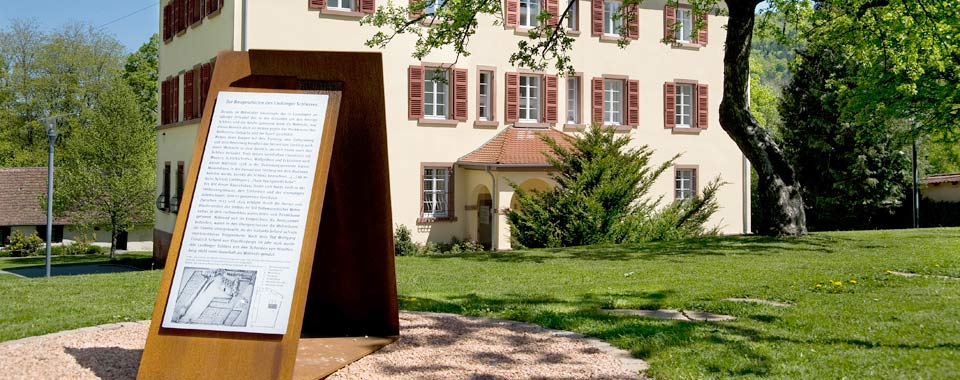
top-left (0, 313), bottom-right (641, 380)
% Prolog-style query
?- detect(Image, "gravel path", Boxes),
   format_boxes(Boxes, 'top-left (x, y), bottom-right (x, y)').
top-left (0, 313), bottom-right (642, 380)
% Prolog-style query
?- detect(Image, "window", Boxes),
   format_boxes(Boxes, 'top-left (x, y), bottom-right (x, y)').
top-left (422, 167), bottom-right (449, 218)
top-left (478, 70), bottom-right (493, 121)
top-left (675, 83), bottom-right (693, 128)
top-left (425, 0), bottom-right (445, 15)
top-left (519, 0), bottom-right (540, 28)
top-left (173, 161), bottom-right (185, 213)
top-left (424, 69), bottom-right (448, 119)
top-left (675, 167), bottom-right (697, 200)
top-left (328, 0), bottom-right (354, 10)
top-left (161, 161), bottom-right (171, 211)
top-left (566, 0), bottom-right (578, 30)
top-left (566, 76), bottom-right (580, 124)
top-left (675, 8), bottom-right (693, 43)
top-left (519, 75), bottom-right (541, 122)
top-left (603, 1), bottom-right (621, 36)
top-left (603, 79), bottom-right (623, 125)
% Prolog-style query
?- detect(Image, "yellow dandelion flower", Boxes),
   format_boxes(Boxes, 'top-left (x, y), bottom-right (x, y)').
top-left (815, 284), bottom-right (823, 288)
top-left (832, 281), bottom-right (843, 286)
top-left (849, 280), bottom-right (857, 284)
top-left (885, 270), bottom-right (893, 274)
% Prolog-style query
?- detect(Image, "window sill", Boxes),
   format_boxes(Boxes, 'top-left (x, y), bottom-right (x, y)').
top-left (515, 122), bottom-right (551, 128)
top-left (565, 29), bottom-right (581, 36)
top-left (473, 120), bottom-right (499, 128)
top-left (321, 8), bottom-right (364, 17)
top-left (670, 127), bottom-right (704, 135)
top-left (208, 9), bottom-right (222, 18)
top-left (599, 34), bottom-right (621, 43)
top-left (512, 27), bottom-right (540, 36)
top-left (671, 42), bottom-right (703, 50)
top-left (418, 118), bottom-right (459, 126)
top-left (562, 123), bottom-right (586, 132)
top-left (417, 216), bottom-right (458, 224)
top-left (157, 118), bottom-right (202, 130)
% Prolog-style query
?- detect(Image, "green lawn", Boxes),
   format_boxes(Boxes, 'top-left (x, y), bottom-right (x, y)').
top-left (1, 229), bottom-right (958, 379)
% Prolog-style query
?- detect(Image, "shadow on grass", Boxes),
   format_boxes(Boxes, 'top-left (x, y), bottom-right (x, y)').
top-left (423, 234), bottom-right (842, 263)
top-left (64, 346), bottom-right (142, 380)
top-left (399, 286), bottom-right (957, 377)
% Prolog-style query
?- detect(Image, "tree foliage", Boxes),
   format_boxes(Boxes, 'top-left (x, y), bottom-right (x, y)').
top-left (124, 34), bottom-right (159, 125)
top-left (54, 78), bottom-right (156, 258)
top-left (0, 20), bottom-right (125, 167)
top-left (780, 38), bottom-right (911, 230)
top-left (507, 126), bottom-right (723, 248)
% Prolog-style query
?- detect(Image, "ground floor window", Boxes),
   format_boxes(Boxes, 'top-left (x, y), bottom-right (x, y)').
top-left (675, 167), bottom-right (697, 200)
top-left (423, 167), bottom-right (450, 218)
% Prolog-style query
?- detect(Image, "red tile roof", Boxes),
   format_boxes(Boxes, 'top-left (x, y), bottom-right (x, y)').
top-left (458, 127), bottom-right (574, 166)
top-left (923, 173), bottom-right (960, 185)
top-left (0, 167), bottom-right (68, 226)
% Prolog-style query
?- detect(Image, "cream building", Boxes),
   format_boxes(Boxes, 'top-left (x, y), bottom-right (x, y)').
top-left (154, 0), bottom-right (750, 259)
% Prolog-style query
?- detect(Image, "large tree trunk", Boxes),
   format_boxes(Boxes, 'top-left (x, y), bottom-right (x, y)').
top-left (719, 1), bottom-right (807, 236)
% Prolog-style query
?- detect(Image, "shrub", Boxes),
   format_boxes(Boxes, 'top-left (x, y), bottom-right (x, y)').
top-left (393, 225), bottom-right (485, 255)
top-left (8, 231), bottom-right (44, 257)
top-left (62, 235), bottom-right (104, 256)
top-left (508, 124), bottom-right (725, 248)
top-left (394, 225), bottom-right (419, 256)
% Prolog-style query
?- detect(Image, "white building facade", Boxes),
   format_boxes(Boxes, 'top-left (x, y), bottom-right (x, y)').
top-left (154, 0), bottom-right (750, 259)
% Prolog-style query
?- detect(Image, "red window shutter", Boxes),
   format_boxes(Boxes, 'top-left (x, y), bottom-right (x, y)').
top-left (409, 0), bottom-right (423, 18)
top-left (545, 74), bottom-right (558, 124)
top-left (408, 66), bottom-right (424, 120)
top-left (200, 63), bottom-right (211, 114)
top-left (505, 72), bottom-right (519, 123)
top-left (195, 0), bottom-right (204, 23)
top-left (173, 75), bottom-right (180, 123)
top-left (187, 0), bottom-right (194, 26)
top-left (453, 68), bottom-right (468, 121)
top-left (664, 5), bottom-right (676, 42)
top-left (546, 0), bottom-right (560, 27)
top-left (591, 0), bottom-right (603, 36)
top-left (160, 79), bottom-right (166, 125)
top-left (591, 77), bottom-right (603, 124)
top-left (172, 0), bottom-right (179, 34)
top-left (162, 4), bottom-right (171, 41)
top-left (309, 0), bottom-right (326, 9)
top-left (447, 168), bottom-right (456, 218)
top-left (184, 70), bottom-right (194, 120)
top-left (178, 0), bottom-right (186, 33)
top-left (505, 0), bottom-right (519, 27)
top-left (627, 79), bottom-right (639, 127)
top-left (627, 4), bottom-right (639, 39)
top-left (164, 78), bottom-right (171, 124)
top-left (361, 0), bottom-right (375, 14)
top-left (697, 84), bottom-right (708, 129)
top-left (664, 82), bottom-right (676, 129)
top-left (698, 13), bottom-right (708, 46)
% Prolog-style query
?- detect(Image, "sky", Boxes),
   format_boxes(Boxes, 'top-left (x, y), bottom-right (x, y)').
top-left (0, 0), bottom-right (160, 52)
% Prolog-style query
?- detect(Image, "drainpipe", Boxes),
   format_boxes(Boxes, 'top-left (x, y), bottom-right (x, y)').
top-left (486, 166), bottom-right (498, 251)
top-left (241, 0), bottom-right (248, 51)
top-left (742, 155), bottom-right (751, 234)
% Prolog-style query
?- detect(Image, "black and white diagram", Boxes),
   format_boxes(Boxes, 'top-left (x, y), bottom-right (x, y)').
top-left (170, 267), bottom-right (257, 327)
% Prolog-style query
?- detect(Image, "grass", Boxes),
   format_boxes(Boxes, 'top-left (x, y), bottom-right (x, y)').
top-left (1, 229), bottom-right (958, 379)
top-left (0, 251), bottom-right (155, 270)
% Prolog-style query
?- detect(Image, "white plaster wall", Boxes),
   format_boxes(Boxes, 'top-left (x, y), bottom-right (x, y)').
top-left (922, 183), bottom-right (960, 202)
top-left (155, 0), bottom-right (748, 247)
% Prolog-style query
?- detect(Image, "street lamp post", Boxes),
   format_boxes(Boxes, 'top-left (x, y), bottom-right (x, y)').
top-left (912, 137), bottom-right (919, 229)
top-left (45, 119), bottom-right (57, 278)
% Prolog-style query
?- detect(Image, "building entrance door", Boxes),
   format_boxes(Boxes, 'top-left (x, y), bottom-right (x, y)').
top-left (477, 193), bottom-right (493, 250)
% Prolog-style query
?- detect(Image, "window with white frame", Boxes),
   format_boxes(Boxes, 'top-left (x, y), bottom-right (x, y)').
top-left (423, 68), bottom-right (448, 119)
top-left (425, 0), bottom-right (446, 15)
top-left (675, 168), bottom-right (697, 200)
top-left (479, 71), bottom-right (492, 121)
top-left (328, 0), bottom-right (354, 11)
top-left (423, 167), bottom-right (449, 217)
top-left (566, 76), bottom-right (580, 124)
top-left (603, 1), bottom-right (621, 36)
top-left (519, 75), bottom-right (541, 122)
top-left (675, 8), bottom-right (694, 43)
top-left (675, 83), bottom-right (693, 128)
top-left (603, 79), bottom-right (623, 125)
top-left (566, 0), bottom-right (578, 30)
top-left (519, 0), bottom-right (540, 28)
